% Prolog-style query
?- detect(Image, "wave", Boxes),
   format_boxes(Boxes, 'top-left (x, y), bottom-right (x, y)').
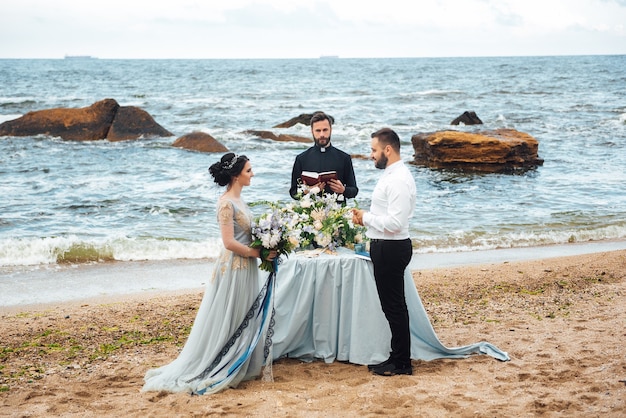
top-left (413, 223), bottom-right (626, 254)
top-left (397, 89), bottom-right (464, 99)
top-left (3, 221), bottom-right (625, 268)
top-left (0, 114), bottom-right (22, 123)
top-left (0, 236), bottom-right (222, 267)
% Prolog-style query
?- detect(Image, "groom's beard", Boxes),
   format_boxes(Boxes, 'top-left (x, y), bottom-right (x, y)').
top-left (375, 154), bottom-right (388, 169)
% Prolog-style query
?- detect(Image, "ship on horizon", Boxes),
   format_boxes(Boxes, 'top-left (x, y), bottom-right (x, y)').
top-left (64, 55), bottom-right (97, 59)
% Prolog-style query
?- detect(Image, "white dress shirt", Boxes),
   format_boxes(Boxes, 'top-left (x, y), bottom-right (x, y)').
top-left (363, 160), bottom-right (416, 240)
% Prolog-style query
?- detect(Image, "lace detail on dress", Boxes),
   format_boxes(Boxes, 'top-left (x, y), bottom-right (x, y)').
top-left (215, 199), bottom-right (253, 276)
top-left (216, 251), bottom-right (246, 274)
top-left (234, 207), bottom-right (251, 236)
top-left (217, 199), bottom-right (252, 236)
top-left (217, 199), bottom-right (234, 226)
top-left (262, 302), bottom-right (276, 382)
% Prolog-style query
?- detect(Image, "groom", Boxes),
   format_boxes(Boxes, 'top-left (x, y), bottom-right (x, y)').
top-left (352, 127), bottom-right (416, 376)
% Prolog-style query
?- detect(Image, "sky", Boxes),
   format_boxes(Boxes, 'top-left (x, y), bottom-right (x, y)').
top-left (1, 0), bottom-right (625, 59)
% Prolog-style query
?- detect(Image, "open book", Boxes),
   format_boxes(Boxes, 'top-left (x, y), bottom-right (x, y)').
top-left (301, 170), bottom-right (337, 186)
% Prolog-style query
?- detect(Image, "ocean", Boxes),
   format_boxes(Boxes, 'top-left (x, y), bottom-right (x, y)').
top-left (1, 55), bottom-right (626, 270)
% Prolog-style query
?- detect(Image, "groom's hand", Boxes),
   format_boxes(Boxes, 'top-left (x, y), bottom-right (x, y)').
top-left (351, 209), bottom-right (364, 225)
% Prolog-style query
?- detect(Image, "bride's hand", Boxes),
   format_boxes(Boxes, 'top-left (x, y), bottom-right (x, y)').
top-left (265, 250), bottom-right (278, 261)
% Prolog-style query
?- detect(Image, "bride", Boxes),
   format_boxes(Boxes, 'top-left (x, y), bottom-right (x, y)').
top-left (142, 153), bottom-right (276, 395)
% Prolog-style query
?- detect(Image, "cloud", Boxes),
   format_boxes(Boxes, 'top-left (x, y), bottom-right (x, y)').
top-left (219, 1), bottom-right (340, 30)
top-left (0, 0), bottom-right (624, 58)
top-left (602, 0), bottom-right (626, 6)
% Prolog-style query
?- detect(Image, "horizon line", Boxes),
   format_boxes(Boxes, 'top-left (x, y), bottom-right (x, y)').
top-left (1, 52), bottom-right (625, 60)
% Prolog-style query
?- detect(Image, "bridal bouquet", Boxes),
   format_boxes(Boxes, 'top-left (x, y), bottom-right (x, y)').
top-left (285, 190), bottom-right (367, 251)
top-left (251, 207), bottom-right (299, 272)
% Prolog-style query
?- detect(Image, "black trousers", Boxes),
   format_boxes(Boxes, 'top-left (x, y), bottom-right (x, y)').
top-left (369, 238), bottom-right (412, 367)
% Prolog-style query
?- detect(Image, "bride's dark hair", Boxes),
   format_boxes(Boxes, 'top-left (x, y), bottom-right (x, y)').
top-left (208, 152), bottom-right (249, 187)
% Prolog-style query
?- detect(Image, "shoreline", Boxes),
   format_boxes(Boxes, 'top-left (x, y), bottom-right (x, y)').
top-left (2, 239), bottom-right (626, 311)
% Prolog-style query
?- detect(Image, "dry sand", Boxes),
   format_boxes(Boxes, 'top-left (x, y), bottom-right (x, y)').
top-left (1, 250), bottom-right (625, 417)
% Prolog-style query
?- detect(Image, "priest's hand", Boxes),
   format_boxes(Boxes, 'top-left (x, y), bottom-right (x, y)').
top-left (328, 179), bottom-right (345, 194)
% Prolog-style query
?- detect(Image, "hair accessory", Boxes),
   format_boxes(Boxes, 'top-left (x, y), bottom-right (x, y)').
top-left (222, 154), bottom-right (239, 170)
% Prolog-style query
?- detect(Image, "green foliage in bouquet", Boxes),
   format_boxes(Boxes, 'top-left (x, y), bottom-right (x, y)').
top-left (251, 191), bottom-right (368, 272)
top-left (281, 191), bottom-right (367, 250)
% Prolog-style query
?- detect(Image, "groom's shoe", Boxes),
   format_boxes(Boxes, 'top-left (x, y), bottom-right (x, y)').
top-left (371, 363), bottom-right (413, 376)
top-left (367, 358), bottom-right (392, 371)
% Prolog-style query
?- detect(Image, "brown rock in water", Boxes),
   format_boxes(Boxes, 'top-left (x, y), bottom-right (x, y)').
top-left (351, 154), bottom-right (370, 160)
top-left (411, 129), bottom-right (544, 173)
top-left (273, 112), bottom-right (334, 128)
top-left (451, 111), bottom-right (483, 125)
top-left (0, 99), bottom-right (119, 141)
top-left (0, 99), bottom-right (173, 141)
top-left (244, 130), bottom-right (311, 143)
top-left (107, 106), bottom-right (173, 141)
top-left (244, 130), bottom-right (278, 140)
top-left (172, 132), bottom-right (228, 153)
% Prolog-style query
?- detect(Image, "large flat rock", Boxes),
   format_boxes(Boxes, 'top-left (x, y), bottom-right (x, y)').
top-left (411, 129), bottom-right (544, 173)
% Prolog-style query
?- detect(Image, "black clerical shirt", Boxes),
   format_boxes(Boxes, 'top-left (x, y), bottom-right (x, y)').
top-left (289, 144), bottom-right (358, 199)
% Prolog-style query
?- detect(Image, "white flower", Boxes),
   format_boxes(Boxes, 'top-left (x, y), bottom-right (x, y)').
top-left (311, 208), bottom-right (325, 221)
top-left (309, 186), bottom-right (321, 195)
top-left (300, 196), bottom-right (313, 208)
top-left (297, 184), bottom-right (308, 195)
top-left (313, 220), bottom-right (323, 230)
top-left (261, 233), bottom-right (272, 248)
top-left (272, 229), bottom-right (283, 247)
top-left (316, 233), bottom-right (332, 247)
top-left (288, 235), bottom-right (300, 247)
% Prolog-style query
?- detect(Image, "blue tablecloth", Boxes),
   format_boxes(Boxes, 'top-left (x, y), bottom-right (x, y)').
top-left (272, 247), bottom-right (509, 365)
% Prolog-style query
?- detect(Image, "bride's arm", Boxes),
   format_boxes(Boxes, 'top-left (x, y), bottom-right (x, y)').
top-left (219, 219), bottom-right (261, 258)
top-left (217, 200), bottom-right (261, 258)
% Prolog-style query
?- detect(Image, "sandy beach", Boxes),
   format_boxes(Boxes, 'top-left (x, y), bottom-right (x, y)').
top-left (1, 249), bottom-right (625, 417)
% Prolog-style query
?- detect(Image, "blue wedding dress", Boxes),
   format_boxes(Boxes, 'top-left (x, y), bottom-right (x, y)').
top-left (142, 199), bottom-right (274, 395)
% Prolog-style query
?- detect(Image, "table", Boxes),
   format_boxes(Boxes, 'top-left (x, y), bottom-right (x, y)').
top-left (272, 248), bottom-right (510, 365)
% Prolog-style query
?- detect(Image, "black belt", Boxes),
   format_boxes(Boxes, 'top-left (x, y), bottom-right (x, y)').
top-left (370, 238), bottom-right (408, 243)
